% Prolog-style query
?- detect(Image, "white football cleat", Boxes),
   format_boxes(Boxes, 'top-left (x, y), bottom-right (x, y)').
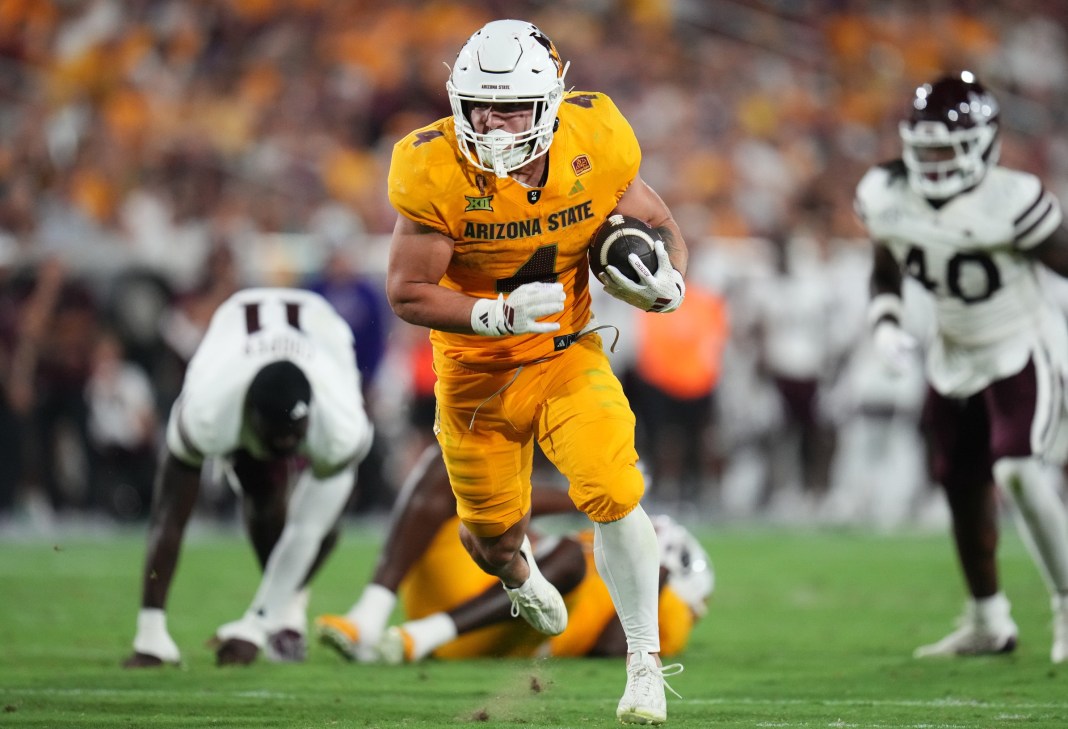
top-left (131, 630), bottom-right (181, 666)
top-left (264, 589), bottom-right (309, 663)
top-left (214, 613), bottom-right (268, 649)
top-left (315, 614), bottom-right (380, 663)
top-left (265, 629), bottom-right (306, 663)
top-left (914, 594), bottom-right (1018, 658)
top-left (616, 651), bottom-right (683, 725)
top-left (503, 535), bottom-right (567, 636)
top-left (377, 626), bottom-right (416, 665)
top-left (1051, 595), bottom-right (1068, 664)
top-left (129, 609), bottom-right (181, 666)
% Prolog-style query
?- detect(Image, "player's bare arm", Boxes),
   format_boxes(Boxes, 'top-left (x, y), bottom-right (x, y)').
top-left (869, 244), bottom-right (903, 301)
top-left (1030, 224), bottom-right (1068, 278)
top-left (141, 453), bottom-right (203, 609)
top-left (866, 242), bottom-right (915, 372)
top-left (385, 215), bottom-right (474, 333)
top-left (612, 174), bottom-right (688, 276)
top-left (371, 445), bottom-right (457, 590)
top-left (387, 215), bottom-right (563, 337)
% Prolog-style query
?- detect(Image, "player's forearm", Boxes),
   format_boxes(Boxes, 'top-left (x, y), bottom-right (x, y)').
top-left (388, 282), bottom-right (481, 334)
top-left (140, 455), bottom-right (201, 608)
top-left (869, 244), bottom-right (903, 298)
top-left (615, 175), bottom-right (687, 276)
top-left (372, 449), bottom-right (455, 589)
top-left (654, 222), bottom-right (688, 277)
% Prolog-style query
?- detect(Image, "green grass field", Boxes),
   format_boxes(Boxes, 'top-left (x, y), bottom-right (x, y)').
top-left (2, 521), bottom-right (1067, 728)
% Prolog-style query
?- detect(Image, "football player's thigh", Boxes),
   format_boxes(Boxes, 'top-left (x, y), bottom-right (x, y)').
top-left (923, 388), bottom-right (991, 488)
top-left (434, 359), bottom-right (534, 538)
top-left (538, 337), bottom-right (644, 522)
top-left (987, 358), bottom-right (1056, 460)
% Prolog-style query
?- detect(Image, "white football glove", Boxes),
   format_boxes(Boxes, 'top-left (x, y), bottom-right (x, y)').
top-left (471, 281), bottom-right (565, 336)
top-left (872, 320), bottom-right (918, 377)
top-left (598, 239), bottom-right (685, 313)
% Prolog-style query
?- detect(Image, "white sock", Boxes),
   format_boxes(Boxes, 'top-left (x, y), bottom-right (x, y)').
top-left (401, 613), bottom-right (458, 660)
top-left (133, 608), bottom-right (180, 662)
top-left (347, 583), bottom-right (397, 646)
top-left (995, 457), bottom-right (1068, 593)
top-left (973, 592), bottom-right (1012, 626)
top-left (593, 504), bottom-right (661, 655)
top-left (279, 588), bottom-right (310, 635)
top-left (136, 608), bottom-right (169, 642)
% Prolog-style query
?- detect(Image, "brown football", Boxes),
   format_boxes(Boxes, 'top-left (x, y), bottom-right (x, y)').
top-left (588, 214), bottom-right (660, 283)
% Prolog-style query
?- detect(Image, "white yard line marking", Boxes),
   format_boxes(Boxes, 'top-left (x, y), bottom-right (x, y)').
top-left (754, 723), bottom-right (969, 728)
top-left (1, 688), bottom-right (298, 700)
top-left (687, 696), bottom-right (1068, 710)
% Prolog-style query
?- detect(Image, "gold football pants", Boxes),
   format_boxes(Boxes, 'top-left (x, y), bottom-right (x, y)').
top-left (434, 334), bottom-right (644, 537)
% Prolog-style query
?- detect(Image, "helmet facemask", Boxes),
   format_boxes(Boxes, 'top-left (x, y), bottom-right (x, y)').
top-left (447, 20), bottom-right (568, 178)
top-left (900, 120), bottom-right (999, 199)
top-left (899, 72), bottom-right (1000, 200)
top-left (651, 515), bottom-right (715, 618)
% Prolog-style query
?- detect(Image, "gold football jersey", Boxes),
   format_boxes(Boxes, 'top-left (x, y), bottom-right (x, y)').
top-left (388, 91), bottom-right (641, 367)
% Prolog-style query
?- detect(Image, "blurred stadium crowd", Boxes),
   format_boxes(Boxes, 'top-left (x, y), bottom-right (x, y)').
top-left (1, 0), bottom-right (1067, 531)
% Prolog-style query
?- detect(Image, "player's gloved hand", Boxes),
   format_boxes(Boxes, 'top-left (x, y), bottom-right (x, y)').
top-left (471, 281), bottom-right (565, 336)
top-left (872, 320), bottom-right (918, 377)
top-left (598, 240), bottom-right (685, 313)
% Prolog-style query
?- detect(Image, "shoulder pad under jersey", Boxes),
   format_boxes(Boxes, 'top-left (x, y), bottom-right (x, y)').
top-left (854, 160), bottom-right (907, 238)
top-left (983, 167), bottom-right (1064, 249)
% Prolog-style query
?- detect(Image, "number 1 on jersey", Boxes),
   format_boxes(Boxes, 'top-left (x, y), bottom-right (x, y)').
top-left (244, 301), bottom-right (303, 334)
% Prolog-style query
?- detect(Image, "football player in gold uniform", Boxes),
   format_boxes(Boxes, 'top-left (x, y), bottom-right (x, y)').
top-left (384, 19), bottom-right (689, 725)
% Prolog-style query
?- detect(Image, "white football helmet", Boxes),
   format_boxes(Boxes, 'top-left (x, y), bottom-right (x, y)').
top-left (898, 71), bottom-right (1000, 200)
top-left (446, 20), bottom-right (568, 178)
top-left (652, 515), bottom-right (714, 618)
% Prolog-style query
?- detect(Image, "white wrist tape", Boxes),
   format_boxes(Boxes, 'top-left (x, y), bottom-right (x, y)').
top-left (471, 295), bottom-right (507, 337)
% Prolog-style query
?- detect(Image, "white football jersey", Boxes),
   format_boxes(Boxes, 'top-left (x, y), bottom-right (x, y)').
top-left (855, 162), bottom-right (1068, 399)
top-left (165, 288), bottom-right (373, 475)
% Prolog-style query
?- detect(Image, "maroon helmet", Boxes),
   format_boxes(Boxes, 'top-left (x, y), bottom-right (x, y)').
top-left (899, 71), bottom-right (1000, 199)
